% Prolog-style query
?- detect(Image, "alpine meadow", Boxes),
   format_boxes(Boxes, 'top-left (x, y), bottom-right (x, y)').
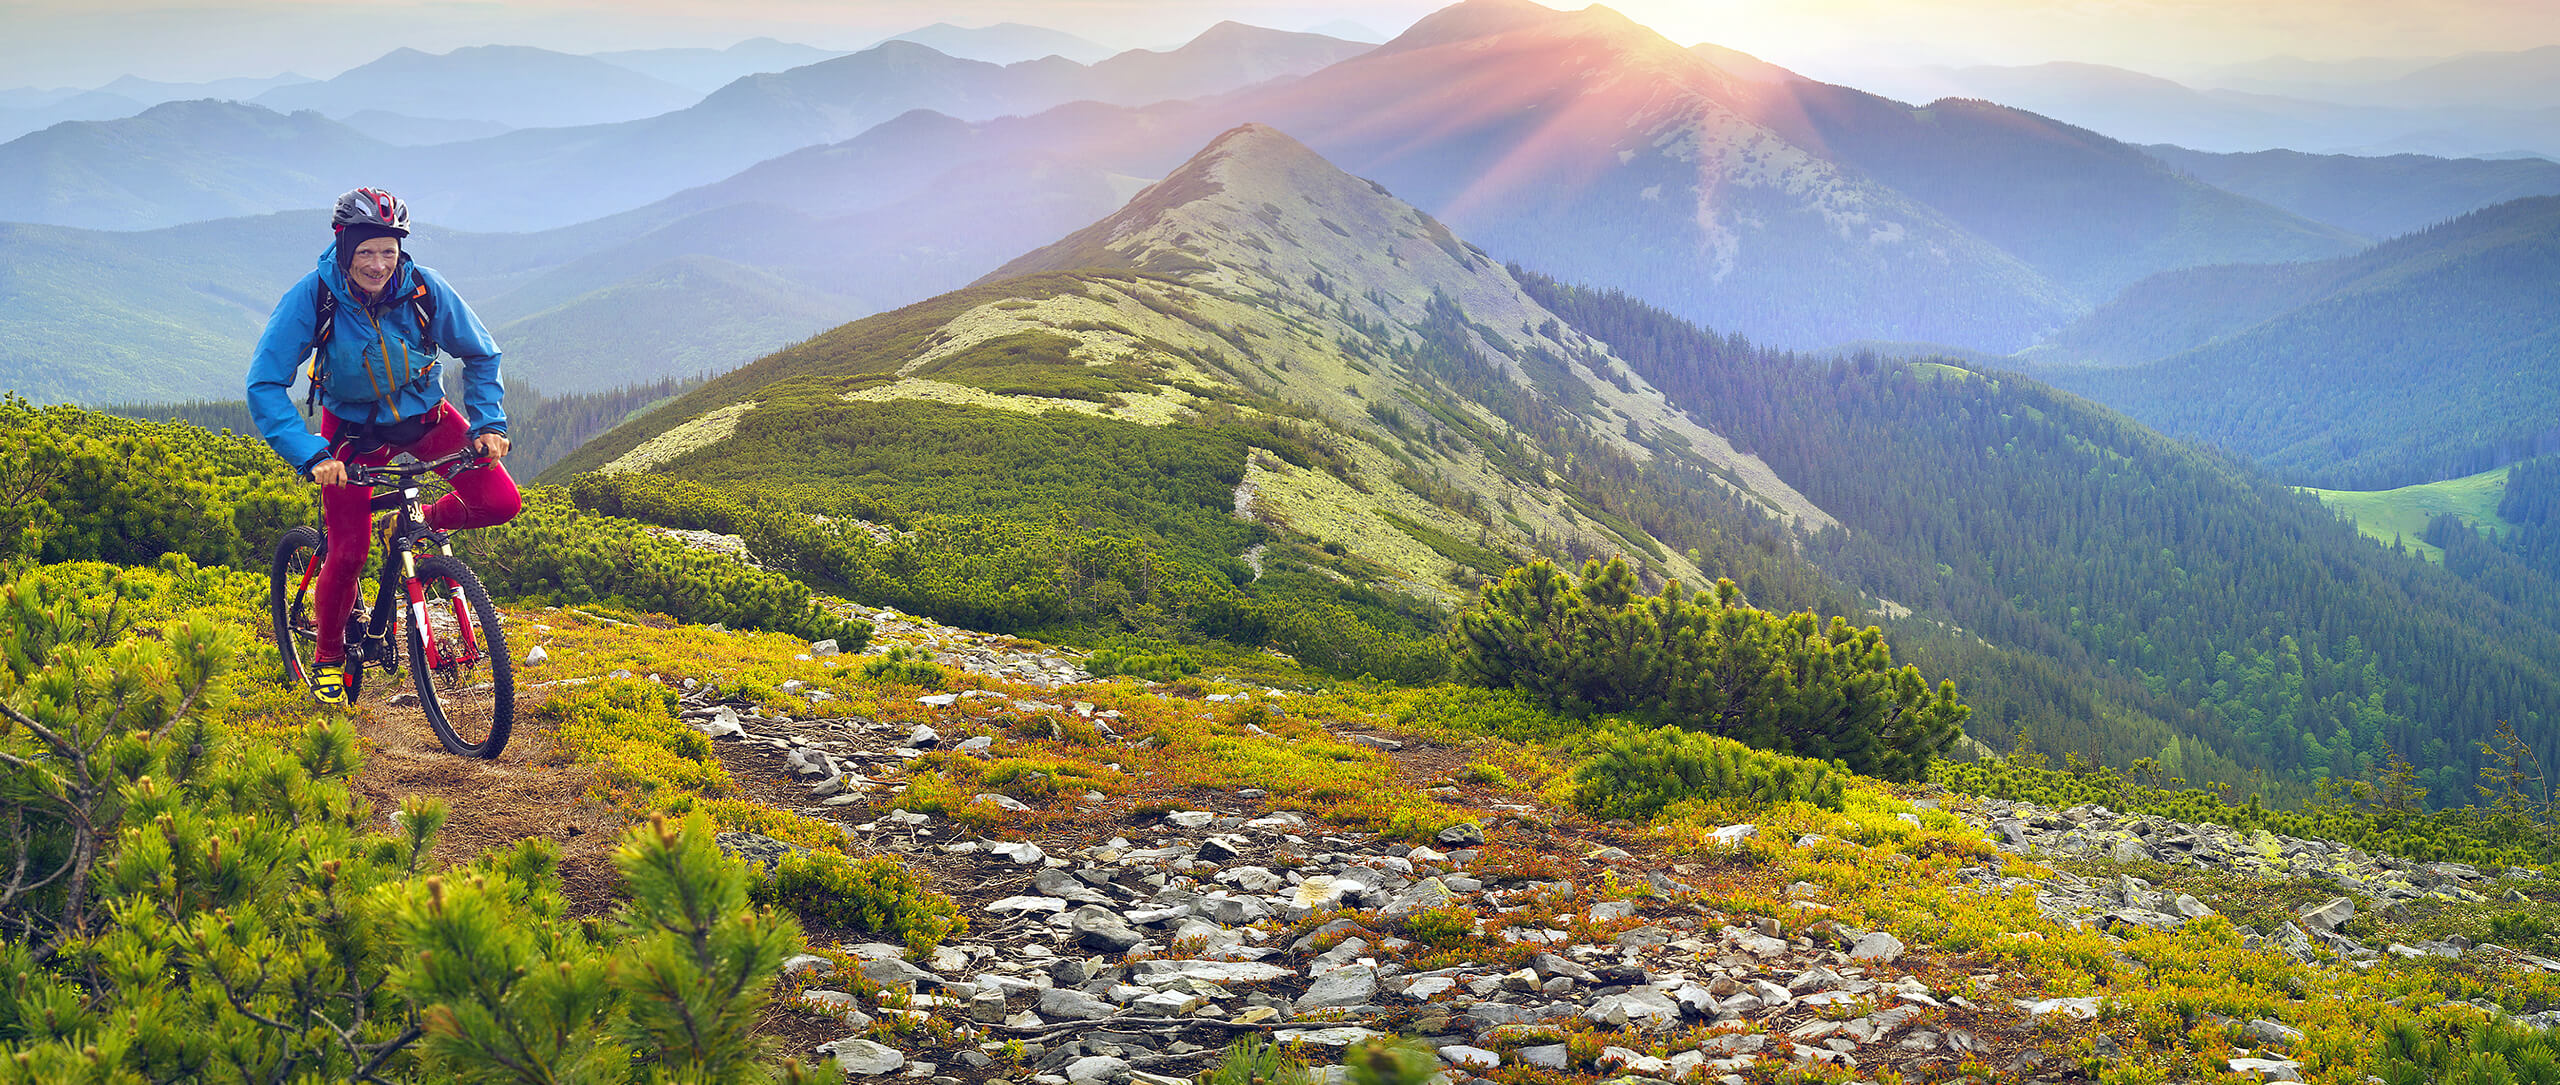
top-left (4, 0), bottom-right (2560, 1082)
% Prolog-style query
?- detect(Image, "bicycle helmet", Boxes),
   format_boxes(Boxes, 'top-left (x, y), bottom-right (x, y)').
top-left (332, 187), bottom-right (410, 236)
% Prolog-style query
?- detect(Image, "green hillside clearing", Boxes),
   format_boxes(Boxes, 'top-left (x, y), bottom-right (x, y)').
top-left (2306, 465), bottom-right (2516, 563)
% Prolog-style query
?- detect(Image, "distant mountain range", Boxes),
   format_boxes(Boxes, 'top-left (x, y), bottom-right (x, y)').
top-left (569, 0), bottom-right (2358, 351)
top-left (2144, 145), bottom-right (2560, 239)
top-left (249, 45), bottom-right (704, 129)
top-left (0, 24), bottom-right (1373, 233)
top-left (590, 38), bottom-right (846, 95)
top-left (2027, 196), bottom-right (2560, 488)
top-left (0, 72), bottom-right (313, 142)
top-left (1858, 55), bottom-right (2560, 160)
top-left (877, 22), bottom-right (1117, 65)
top-left (0, 101), bottom-right (389, 230)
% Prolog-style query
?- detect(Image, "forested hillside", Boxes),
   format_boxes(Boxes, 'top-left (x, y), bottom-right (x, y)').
top-left (2029, 196), bottom-right (2560, 489)
top-left (1524, 273), bottom-right (2560, 808)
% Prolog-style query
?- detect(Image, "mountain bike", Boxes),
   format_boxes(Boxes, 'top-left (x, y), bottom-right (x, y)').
top-left (269, 451), bottom-right (513, 758)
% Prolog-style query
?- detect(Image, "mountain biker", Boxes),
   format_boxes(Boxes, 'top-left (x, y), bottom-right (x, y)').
top-left (246, 186), bottom-right (522, 706)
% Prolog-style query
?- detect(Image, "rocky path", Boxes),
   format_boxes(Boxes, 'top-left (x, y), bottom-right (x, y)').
top-left (684, 683), bottom-right (2099, 1085)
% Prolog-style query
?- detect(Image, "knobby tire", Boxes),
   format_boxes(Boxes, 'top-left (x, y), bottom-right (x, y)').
top-left (406, 554), bottom-right (512, 758)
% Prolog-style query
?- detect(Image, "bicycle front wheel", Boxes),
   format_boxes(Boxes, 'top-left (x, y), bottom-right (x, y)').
top-left (406, 554), bottom-right (513, 758)
top-left (268, 526), bottom-right (369, 700)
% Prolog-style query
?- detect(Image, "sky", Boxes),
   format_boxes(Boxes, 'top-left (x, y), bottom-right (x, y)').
top-left (2, 0), bottom-right (2555, 90)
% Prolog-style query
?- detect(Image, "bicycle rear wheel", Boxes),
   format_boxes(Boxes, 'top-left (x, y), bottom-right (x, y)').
top-left (406, 554), bottom-right (513, 758)
top-left (269, 526), bottom-right (364, 701)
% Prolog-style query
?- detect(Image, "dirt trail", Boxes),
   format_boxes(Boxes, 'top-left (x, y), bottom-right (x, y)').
top-left (345, 685), bottom-right (628, 911)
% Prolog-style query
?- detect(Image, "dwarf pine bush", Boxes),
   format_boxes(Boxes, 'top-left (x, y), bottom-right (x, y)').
top-left (1452, 557), bottom-right (1965, 781)
top-left (1571, 724), bottom-right (1847, 820)
top-left (749, 850), bottom-right (966, 956)
top-left (2377, 1013), bottom-right (2560, 1085)
top-left (1198, 1036), bottom-right (1309, 1085)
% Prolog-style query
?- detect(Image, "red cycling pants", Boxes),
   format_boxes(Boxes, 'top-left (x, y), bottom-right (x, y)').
top-left (312, 401), bottom-right (522, 663)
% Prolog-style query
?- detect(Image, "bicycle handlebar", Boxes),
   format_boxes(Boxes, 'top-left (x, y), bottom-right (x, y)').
top-left (344, 451), bottom-right (490, 488)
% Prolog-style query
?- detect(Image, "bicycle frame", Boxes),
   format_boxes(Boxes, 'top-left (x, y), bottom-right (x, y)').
top-left (285, 455), bottom-right (486, 678)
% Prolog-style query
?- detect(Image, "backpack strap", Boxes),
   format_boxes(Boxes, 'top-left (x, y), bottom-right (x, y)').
top-left (304, 283), bottom-right (338, 413)
top-left (407, 282), bottom-right (437, 345)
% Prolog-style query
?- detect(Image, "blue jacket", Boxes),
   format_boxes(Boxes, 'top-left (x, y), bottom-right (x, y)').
top-left (246, 245), bottom-right (506, 474)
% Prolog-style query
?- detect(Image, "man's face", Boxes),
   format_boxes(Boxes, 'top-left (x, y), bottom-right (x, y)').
top-left (349, 236), bottom-right (401, 295)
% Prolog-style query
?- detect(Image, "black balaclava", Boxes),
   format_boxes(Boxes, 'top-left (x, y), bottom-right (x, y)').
top-left (334, 222), bottom-right (405, 282)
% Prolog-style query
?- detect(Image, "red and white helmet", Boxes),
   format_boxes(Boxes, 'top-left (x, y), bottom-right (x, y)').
top-left (332, 187), bottom-right (410, 235)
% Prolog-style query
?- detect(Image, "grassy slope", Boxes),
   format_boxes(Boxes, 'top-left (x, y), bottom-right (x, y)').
top-left (2307, 465), bottom-right (2517, 564)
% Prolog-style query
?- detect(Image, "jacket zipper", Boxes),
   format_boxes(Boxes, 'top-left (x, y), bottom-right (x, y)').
top-left (363, 305), bottom-right (401, 421)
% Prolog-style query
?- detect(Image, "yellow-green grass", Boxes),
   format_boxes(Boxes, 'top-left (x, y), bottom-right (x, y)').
top-left (2303, 466), bottom-right (2514, 563)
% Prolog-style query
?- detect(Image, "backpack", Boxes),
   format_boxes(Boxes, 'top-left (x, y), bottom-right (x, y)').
top-left (304, 280), bottom-right (438, 413)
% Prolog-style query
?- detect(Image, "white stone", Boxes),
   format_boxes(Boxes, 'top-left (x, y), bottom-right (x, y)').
top-left (524, 645), bottom-right (549, 665)
top-left (918, 693), bottom-right (959, 707)
top-left (1128, 960), bottom-right (1293, 984)
top-left (1850, 931), bottom-right (1906, 962)
top-left (1271, 1027), bottom-right (1382, 1046)
top-left (2016, 996), bottom-right (2103, 1019)
top-left (1440, 1046), bottom-right (1501, 1069)
top-left (825, 1038), bottom-right (905, 1076)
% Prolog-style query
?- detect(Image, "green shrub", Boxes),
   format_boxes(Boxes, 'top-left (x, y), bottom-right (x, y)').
top-left (749, 850), bottom-right (966, 955)
top-left (1452, 557), bottom-right (1966, 781)
top-left (858, 646), bottom-right (950, 690)
top-left (1570, 724), bottom-right (1847, 821)
top-left (1198, 1036), bottom-right (1309, 1085)
top-left (2377, 1012), bottom-right (2560, 1085)
top-left (1087, 646), bottom-right (1202, 682)
top-left (1341, 1037), bottom-right (1443, 1085)
top-left (1398, 904), bottom-right (1480, 949)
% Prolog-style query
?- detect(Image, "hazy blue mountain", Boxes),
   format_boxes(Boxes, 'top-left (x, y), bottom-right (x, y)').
top-left (490, 0), bottom-right (2350, 355)
top-left (2028, 197), bottom-right (2560, 488)
top-left (590, 38), bottom-right (844, 94)
top-left (1082, 22), bottom-right (1369, 103)
top-left (488, 254), bottom-right (852, 393)
top-left (2195, 53), bottom-right (2445, 98)
top-left (95, 72), bottom-right (315, 103)
top-left (252, 45), bottom-right (703, 129)
top-left (1725, 81), bottom-right (2362, 303)
top-left (0, 205), bottom-right (856, 403)
top-left (338, 110), bottom-right (511, 146)
top-left (0, 72), bottom-right (314, 140)
top-left (2382, 47), bottom-right (2560, 110)
top-left (0, 89), bottom-right (145, 142)
top-left (0, 100), bottom-right (387, 229)
top-left (0, 24), bottom-right (1374, 233)
top-left (2145, 144), bottom-right (2560, 239)
top-left (878, 22), bottom-right (1116, 64)
top-left (1856, 61), bottom-right (2432, 153)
